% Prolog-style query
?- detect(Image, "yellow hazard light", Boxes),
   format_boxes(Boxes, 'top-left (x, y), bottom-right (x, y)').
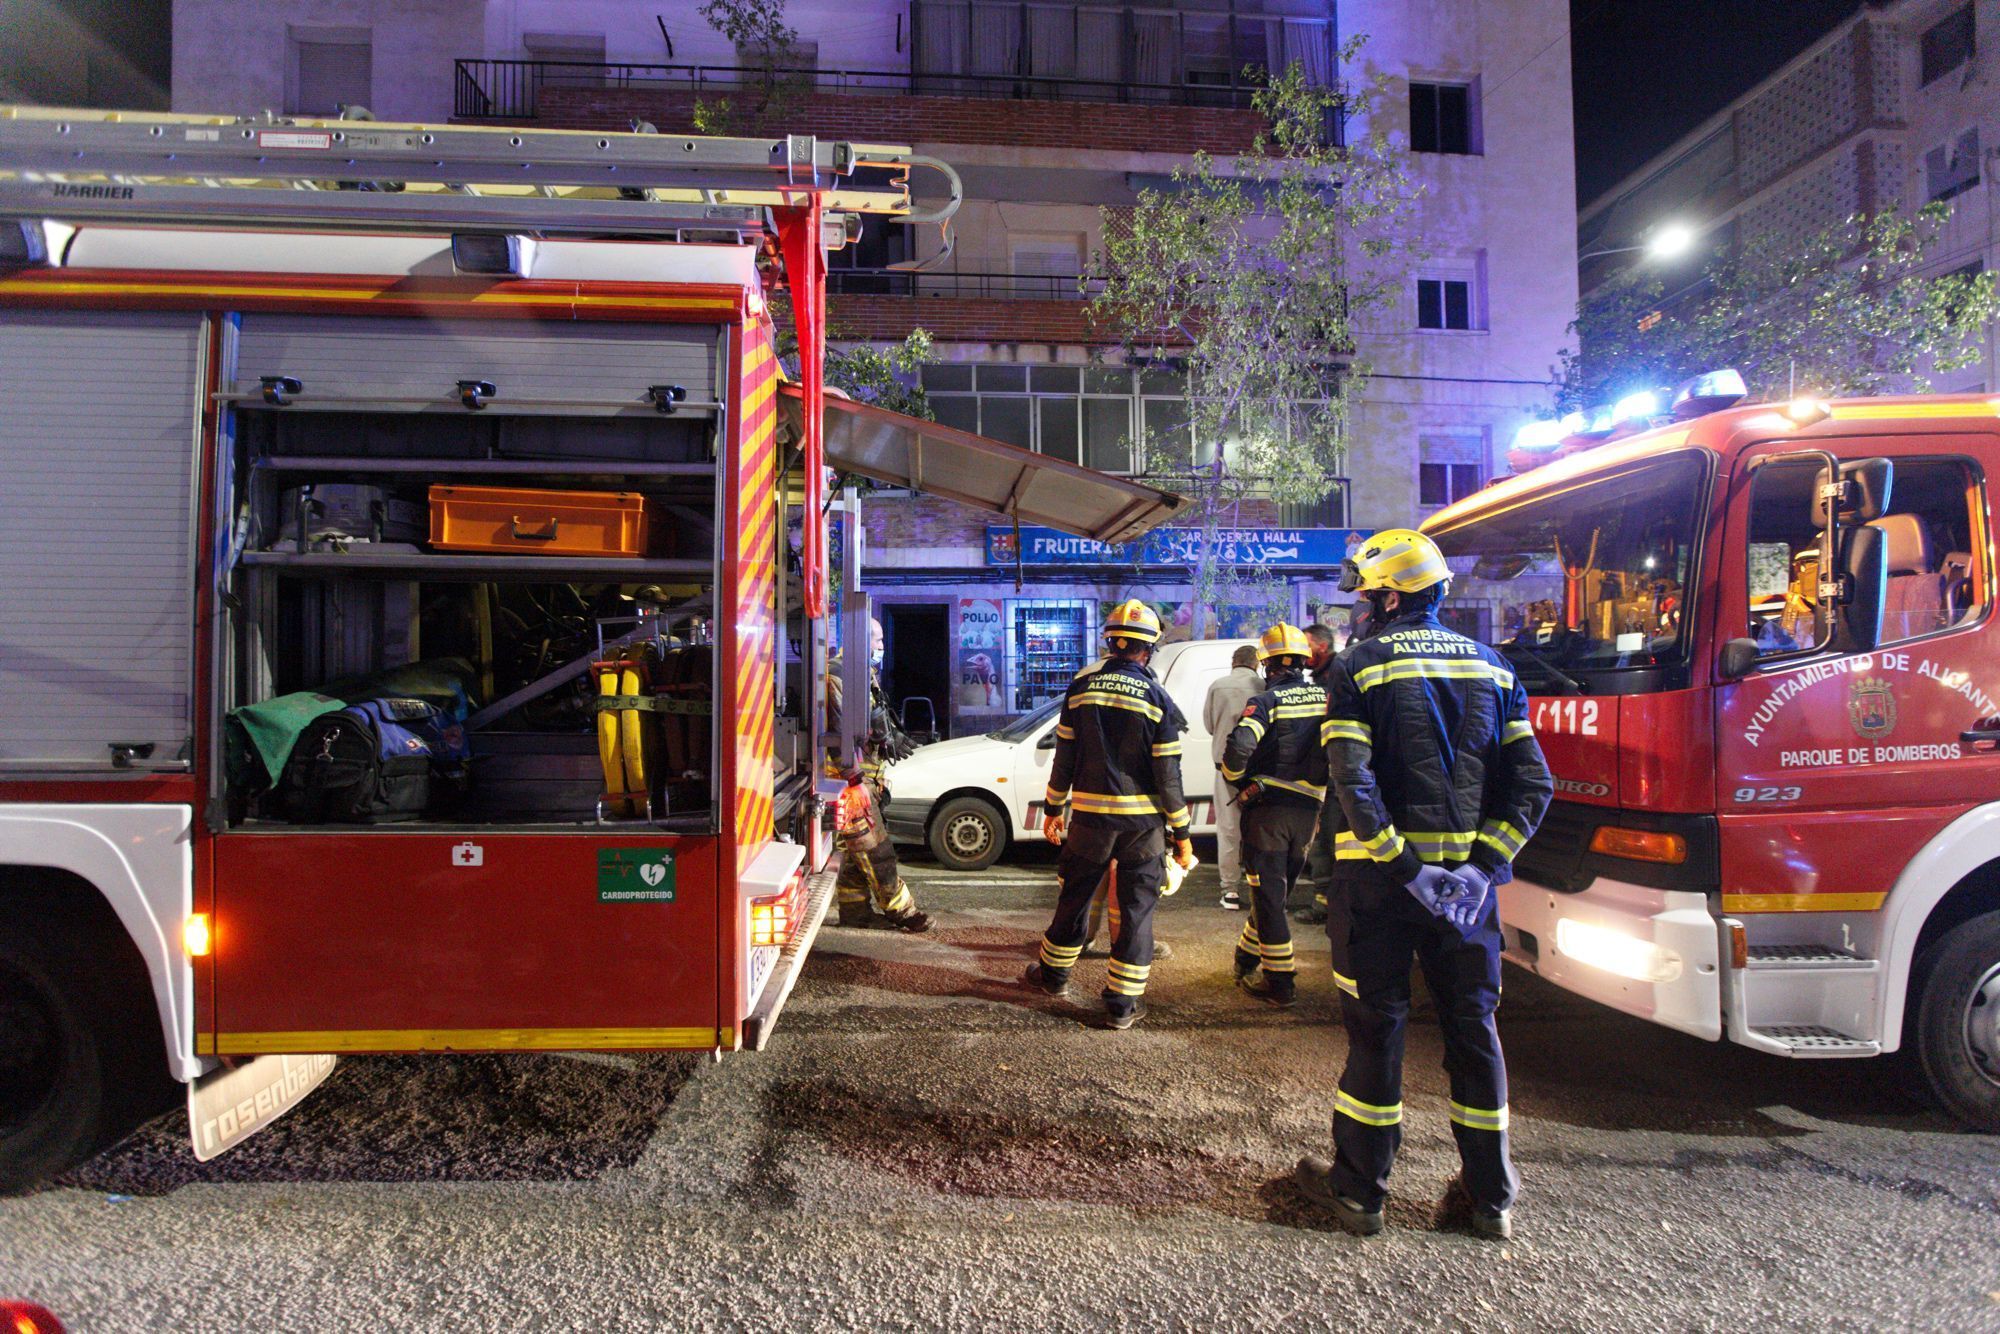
top-left (183, 912), bottom-right (212, 958)
top-left (1589, 826), bottom-right (1688, 865)
top-left (1782, 397), bottom-right (1831, 426)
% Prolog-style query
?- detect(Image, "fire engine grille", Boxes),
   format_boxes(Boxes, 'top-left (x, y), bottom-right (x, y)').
top-left (1513, 801), bottom-right (1597, 893)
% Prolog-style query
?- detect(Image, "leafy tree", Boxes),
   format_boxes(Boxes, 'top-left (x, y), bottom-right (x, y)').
top-left (1560, 203), bottom-right (2000, 413)
top-left (691, 0), bottom-right (809, 135)
top-left (1087, 49), bottom-right (1420, 635)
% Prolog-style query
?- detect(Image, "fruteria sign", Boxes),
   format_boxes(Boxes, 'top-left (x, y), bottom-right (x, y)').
top-left (986, 525), bottom-right (1368, 568)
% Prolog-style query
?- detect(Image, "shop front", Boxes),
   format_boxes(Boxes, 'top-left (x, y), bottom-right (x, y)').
top-left (866, 519), bottom-right (1372, 738)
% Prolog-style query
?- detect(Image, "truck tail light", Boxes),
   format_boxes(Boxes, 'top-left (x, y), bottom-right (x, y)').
top-left (183, 912), bottom-right (212, 958)
top-left (1, 1300), bottom-right (65, 1334)
top-left (1589, 826), bottom-right (1688, 865)
top-left (751, 869), bottom-right (807, 948)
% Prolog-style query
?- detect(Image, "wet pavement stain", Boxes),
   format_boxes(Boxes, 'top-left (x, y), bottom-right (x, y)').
top-left (762, 1076), bottom-right (1336, 1229)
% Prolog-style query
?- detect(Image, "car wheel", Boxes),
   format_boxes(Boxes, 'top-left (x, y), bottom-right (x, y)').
top-left (1914, 910), bottom-right (2000, 1133)
top-left (928, 796), bottom-right (1007, 872)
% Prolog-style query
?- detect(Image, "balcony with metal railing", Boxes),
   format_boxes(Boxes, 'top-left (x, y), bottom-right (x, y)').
top-left (453, 1), bottom-right (1337, 125)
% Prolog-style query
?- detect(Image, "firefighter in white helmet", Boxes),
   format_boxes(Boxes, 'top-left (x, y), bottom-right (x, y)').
top-left (1217, 622), bottom-right (1328, 1008)
top-left (1023, 599), bottom-right (1194, 1030)
top-left (1295, 528), bottom-right (1553, 1240)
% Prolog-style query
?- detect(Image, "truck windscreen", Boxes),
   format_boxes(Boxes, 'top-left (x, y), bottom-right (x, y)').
top-left (1429, 452), bottom-right (1708, 692)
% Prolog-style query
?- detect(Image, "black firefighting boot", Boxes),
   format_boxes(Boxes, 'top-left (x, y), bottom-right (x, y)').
top-left (1436, 1174), bottom-right (1512, 1241)
top-left (1021, 962), bottom-right (1069, 997)
top-left (1237, 969), bottom-right (1297, 1008)
top-left (836, 900), bottom-right (877, 928)
top-left (882, 906), bottom-right (933, 934)
top-left (1233, 946), bottom-right (1261, 980)
top-left (1101, 1000), bottom-right (1147, 1031)
top-left (1295, 1154), bottom-right (1384, 1236)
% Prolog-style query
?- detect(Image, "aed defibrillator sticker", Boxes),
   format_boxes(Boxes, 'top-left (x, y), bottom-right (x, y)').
top-left (598, 848), bottom-right (677, 902)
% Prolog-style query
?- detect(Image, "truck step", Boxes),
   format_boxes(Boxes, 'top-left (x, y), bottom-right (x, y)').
top-left (1749, 1024), bottom-right (1880, 1056)
top-left (1745, 944), bottom-right (1874, 970)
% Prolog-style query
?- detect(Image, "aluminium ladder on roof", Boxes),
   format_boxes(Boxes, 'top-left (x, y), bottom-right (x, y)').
top-left (0, 105), bottom-right (960, 242)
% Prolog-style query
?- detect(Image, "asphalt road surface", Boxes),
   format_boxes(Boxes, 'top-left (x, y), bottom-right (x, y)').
top-left (4, 854), bottom-right (1999, 1331)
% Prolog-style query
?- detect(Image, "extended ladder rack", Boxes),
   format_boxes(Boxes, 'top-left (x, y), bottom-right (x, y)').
top-left (0, 106), bottom-right (960, 242)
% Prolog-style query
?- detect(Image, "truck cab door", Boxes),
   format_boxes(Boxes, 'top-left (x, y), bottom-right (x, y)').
top-left (1714, 432), bottom-right (2000, 932)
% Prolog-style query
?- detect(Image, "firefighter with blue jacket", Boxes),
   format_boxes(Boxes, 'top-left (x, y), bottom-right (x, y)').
top-left (1294, 529), bottom-right (1553, 1241)
top-left (1218, 623), bottom-right (1328, 1008)
top-left (1024, 600), bottom-right (1194, 1030)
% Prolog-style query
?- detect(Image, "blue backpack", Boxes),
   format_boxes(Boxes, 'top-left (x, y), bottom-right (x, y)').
top-left (278, 697), bottom-right (465, 824)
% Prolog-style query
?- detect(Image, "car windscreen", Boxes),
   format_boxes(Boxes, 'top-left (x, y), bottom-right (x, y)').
top-left (1429, 451), bottom-right (1708, 691)
top-left (991, 695), bottom-right (1062, 742)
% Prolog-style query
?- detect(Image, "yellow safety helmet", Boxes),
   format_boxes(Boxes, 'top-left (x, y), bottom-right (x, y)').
top-left (1103, 598), bottom-right (1163, 645)
top-left (1340, 528), bottom-right (1452, 595)
top-left (1258, 622), bottom-right (1311, 663)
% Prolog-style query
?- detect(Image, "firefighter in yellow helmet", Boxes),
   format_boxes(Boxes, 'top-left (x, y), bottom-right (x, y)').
top-left (1216, 622), bottom-right (1327, 1007)
top-left (1296, 528), bottom-right (1553, 1240)
top-left (1023, 599), bottom-right (1194, 1029)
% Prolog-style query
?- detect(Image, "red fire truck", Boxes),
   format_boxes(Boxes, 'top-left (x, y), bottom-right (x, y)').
top-left (0, 107), bottom-right (1183, 1189)
top-left (1428, 383), bottom-right (2000, 1129)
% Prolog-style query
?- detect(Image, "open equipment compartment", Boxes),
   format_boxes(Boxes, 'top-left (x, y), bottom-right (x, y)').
top-left (216, 313), bottom-right (731, 834)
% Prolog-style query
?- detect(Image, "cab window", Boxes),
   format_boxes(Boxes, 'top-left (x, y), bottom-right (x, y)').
top-left (1746, 455), bottom-right (1987, 657)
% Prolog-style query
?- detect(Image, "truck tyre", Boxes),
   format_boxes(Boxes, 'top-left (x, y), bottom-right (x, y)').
top-left (1913, 910), bottom-right (2000, 1133)
top-left (0, 912), bottom-right (169, 1193)
top-left (928, 796), bottom-right (1007, 872)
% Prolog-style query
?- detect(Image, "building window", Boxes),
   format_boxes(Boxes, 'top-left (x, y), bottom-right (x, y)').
top-left (1409, 80), bottom-right (1473, 154)
top-left (1927, 128), bottom-right (1982, 202)
top-left (1009, 233), bottom-right (1085, 298)
top-left (1922, 5), bottom-right (1976, 87)
top-left (1417, 277), bottom-right (1474, 330)
top-left (1418, 462), bottom-right (1482, 507)
top-left (289, 30), bottom-right (371, 115)
top-left (1278, 483), bottom-right (1351, 528)
top-left (1419, 436), bottom-right (1484, 508)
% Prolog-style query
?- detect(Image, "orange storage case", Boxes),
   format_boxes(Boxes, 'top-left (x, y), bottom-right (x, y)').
top-left (428, 485), bottom-right (648, 558)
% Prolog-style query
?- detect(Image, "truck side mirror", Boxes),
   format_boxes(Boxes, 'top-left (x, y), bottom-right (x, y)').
top-left (1036, 728), bottom-right (1059, 750)
top-left (1717, 638), bottom-right (1759, 681)
top-left (1829, 521), bottom-right (1887, 655)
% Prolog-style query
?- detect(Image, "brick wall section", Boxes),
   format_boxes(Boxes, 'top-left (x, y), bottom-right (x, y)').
top-left (529, 86), bottom-right (1267, 155)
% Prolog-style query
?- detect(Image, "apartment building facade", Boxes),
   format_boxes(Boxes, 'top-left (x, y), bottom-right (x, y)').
top-left (1579, 0), bottom-right (2000, 390)
top-left (169, 0), bottom-right (1576, 736)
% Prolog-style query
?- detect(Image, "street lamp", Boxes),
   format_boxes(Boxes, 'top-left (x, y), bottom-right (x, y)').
top-left (1579, 221), bottom-right (1700, 263)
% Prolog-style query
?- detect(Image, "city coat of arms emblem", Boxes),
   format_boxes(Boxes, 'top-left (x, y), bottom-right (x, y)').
top-left (1848, 676), bottom-right (1897, 740)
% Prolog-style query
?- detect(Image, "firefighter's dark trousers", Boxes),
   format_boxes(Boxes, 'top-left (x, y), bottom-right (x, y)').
top-left (1234, 800), bottom-right (1318, 995)
top-left (1037, 817), bottom-right (1164, 1018)
top-left (1325, 879), bottom-right (1517, 1215)
top-left (1304, 796), bottom-right (1340, 911)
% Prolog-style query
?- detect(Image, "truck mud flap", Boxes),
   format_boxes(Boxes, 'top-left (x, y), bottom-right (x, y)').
top-left (188, 1052), bottom-right (338, 1161)
top-left (742, 855), bottom-right (840, 1051)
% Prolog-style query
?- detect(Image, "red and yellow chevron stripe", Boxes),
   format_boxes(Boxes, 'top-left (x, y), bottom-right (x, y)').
top-left (729, 320), bottom-right (780, 875)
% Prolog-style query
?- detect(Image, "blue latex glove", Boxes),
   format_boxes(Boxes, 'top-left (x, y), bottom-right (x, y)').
top-left (1404, 865), bottom-right (1469, 917)
top-left (1442, 865), bottom-right (1492, 935)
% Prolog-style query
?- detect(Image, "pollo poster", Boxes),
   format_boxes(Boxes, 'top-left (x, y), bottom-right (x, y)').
top-left (956, 598), bottom-right (1003, 710)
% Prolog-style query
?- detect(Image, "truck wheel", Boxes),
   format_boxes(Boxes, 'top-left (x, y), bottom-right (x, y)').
top-left (928, 796), bottom-right (1007, 871)
top-left (0, 914), bottom-right (169, 1193)
top-left (1913, 911), bottom-right (2000, 1133)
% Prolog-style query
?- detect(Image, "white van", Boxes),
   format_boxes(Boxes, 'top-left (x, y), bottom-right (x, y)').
top-left (880, 639), bottom-right (1259, 870)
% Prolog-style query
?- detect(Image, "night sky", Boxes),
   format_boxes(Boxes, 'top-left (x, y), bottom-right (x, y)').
top-left (1571, 0), bottom-right (1866, 204)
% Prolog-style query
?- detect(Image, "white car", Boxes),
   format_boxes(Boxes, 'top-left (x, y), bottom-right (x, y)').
top-left (881, 639), bottom-right (1259, 870)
